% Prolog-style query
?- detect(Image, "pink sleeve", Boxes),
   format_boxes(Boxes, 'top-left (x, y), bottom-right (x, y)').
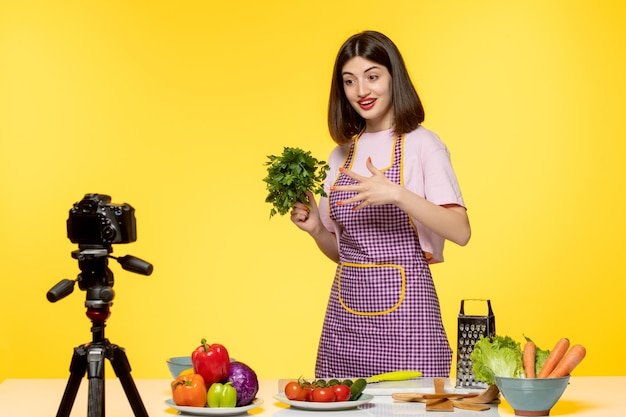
top-left (404, 128), bottom-right (466, 263)
top-left (414, 131), bottom-right (465, 207)
top-left (319, 145), bottom-right (348, 236)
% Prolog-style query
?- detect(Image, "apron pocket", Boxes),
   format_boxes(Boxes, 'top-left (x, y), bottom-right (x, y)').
top-left (337, 262), bottom-right (406, 316)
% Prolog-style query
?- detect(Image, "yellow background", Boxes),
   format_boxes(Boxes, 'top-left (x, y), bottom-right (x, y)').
top-left (1, 0), bottom-right (625, 382)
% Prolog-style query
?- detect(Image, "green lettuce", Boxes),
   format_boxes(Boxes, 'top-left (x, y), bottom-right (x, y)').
top-left (470, 335), bottom-right (524, 385)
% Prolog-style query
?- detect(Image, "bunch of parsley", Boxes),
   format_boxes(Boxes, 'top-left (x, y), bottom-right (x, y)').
top-left (263, 147), bottom-right (329, 218)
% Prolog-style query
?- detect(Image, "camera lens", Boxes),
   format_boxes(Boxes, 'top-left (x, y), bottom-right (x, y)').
top-left (102, 225), bottom-right (116, 241)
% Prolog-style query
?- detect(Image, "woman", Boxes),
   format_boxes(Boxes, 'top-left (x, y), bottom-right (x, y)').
top-left (291, 31), bottom-right (470, 378)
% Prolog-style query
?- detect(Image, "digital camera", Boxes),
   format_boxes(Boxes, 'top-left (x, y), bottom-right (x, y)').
top-left (67, 193), bottom-right (137, 245)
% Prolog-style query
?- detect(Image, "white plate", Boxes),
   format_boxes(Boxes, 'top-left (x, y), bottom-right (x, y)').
top-left (273, 393), bottom-right (374, 411)
top-left (165, 398), bottom-right (263, 416)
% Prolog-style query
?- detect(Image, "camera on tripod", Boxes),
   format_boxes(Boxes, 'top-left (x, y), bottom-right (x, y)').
top-left (47, 193), bottom-right (152, 417)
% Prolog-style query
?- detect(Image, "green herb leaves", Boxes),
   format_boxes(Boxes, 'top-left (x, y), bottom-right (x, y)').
top-left (263, 147), bottom-right (329, 218)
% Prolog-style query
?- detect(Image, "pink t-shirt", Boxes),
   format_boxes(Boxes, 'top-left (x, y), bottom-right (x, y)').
top-left (319, 126), bottom-right (465, 263)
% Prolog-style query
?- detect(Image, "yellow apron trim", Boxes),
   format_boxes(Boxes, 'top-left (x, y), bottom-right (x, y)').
top-left (399, 134), bottom-right (420, 238)
top-left (337, 262), bottom-right (406, 316)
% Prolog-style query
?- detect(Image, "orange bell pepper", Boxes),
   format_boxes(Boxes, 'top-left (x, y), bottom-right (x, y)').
top-left (171, 373), bottom-right (207, 407)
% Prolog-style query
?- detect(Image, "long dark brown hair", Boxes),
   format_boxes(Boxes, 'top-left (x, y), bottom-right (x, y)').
top-left (328, 31), bottom-right (425, 145)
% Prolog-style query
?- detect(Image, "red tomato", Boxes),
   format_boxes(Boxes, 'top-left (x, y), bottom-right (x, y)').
top-left (304, 385), bottom-right (314, 402)
top-left (332, 384), bottom-right (351, 402)
top-left (311, 387), bottom-right (336, 402)
top-left (284, 381), bottom-right (307, 401)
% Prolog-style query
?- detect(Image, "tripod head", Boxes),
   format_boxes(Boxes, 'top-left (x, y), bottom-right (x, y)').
top-left (47, 245), bottom-right (153, 306)
top-left (46, 194), bottom-right (153, 316)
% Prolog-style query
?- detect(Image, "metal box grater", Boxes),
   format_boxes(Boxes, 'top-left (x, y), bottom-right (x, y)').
top-left (455, 299), bottom-right (496, 388)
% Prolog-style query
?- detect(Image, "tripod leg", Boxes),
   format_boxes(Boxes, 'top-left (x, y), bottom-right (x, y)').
top-left (56, 346), bottom-right (88, 417)
top-left (109, 344), bottom-right (149, 417)
top-left (86, 346), bottom-right (106, 417)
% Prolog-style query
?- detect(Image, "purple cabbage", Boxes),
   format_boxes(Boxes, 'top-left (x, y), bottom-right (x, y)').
top-left (226, 361), bottom-right (259, 406)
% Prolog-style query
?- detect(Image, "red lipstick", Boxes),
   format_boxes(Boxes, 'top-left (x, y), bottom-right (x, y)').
top-left (358, 97), bottom-right (376, 110)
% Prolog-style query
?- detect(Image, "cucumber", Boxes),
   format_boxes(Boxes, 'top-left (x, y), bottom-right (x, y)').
top-left (349, 378), bottom-right (367, 400)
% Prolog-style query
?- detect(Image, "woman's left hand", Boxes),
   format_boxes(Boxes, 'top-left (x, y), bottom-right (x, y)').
top-left (332, 157), bottom-right (402, 210)
top-left (333, 157), bottom-right (471, 246)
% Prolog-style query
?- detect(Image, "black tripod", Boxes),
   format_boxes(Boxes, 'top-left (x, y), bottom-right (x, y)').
top-left (55, 305), bottom-right (148, 417)
top-left (48, 247), bottom-right (153, 417)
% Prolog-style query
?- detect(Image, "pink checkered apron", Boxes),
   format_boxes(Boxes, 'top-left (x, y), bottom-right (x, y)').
top-left (315, 134), bottom-right (452, 378)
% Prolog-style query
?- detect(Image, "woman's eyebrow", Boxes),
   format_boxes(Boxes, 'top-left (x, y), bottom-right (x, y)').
top-left (342, 66), bottom-right (380, 76)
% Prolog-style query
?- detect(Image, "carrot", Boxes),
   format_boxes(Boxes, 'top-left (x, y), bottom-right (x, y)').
top-left (548, 344), bottom-right (586, 378)
top-left (523, 341), bottom-right (537, 378)
top-left (537, 338), bottom-right (570, 378)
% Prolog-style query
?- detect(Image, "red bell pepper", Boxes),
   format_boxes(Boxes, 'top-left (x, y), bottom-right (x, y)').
top-left (191, 338), bottom-right (230, 386)
top-left (171, 373), bottom-right (207, 407)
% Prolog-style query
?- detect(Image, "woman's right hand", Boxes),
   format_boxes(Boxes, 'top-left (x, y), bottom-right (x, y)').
top-left (290, 190), bottom-right (321, 233)
top-left (290, 190), bottom-right (340, 263)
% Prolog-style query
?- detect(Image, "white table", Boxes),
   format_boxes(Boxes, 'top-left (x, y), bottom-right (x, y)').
top-left (0, 376), bottom-right (623, 416)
